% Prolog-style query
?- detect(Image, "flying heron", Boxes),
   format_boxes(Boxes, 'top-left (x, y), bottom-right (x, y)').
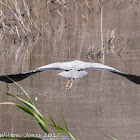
top-left (0, 60), bottom-right (140, 89)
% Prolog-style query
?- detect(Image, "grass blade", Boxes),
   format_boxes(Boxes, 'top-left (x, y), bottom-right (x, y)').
top-left (0, 102), bottom-right (34, 116)
top-left (16, 104), bottom-right (34, 116)
top-left (61, 114), bottom-right (69, 131)
top-left (49, 124), bottom-right (75, 140)
top-left (0, 81), bottom-right (75, 138)
top-left (0, 102), bottom-right (17, 105)
top-left (61, 114), bottom-right (71, 139)
top-left (0, 102), bottom-right (49, 134)
top-left (49, 114), bottom-right (63, 140)
top-left (103, 134), bottom-right (118, 140)
top-left (0, 91), bottom-right (43, 118)
top-left (0, 91), bottom-right (48, 128)
top-left (33, 113), bottom-right (49, 133)
top-left (5, 76), bottom-right (34, 105)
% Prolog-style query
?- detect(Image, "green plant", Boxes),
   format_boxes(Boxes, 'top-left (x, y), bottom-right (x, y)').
top-left (102, 127), bottom-right (118, 140)
top-left (0, 76), bottom-right (75, 140)
top-left (103, 134), bottom-right (118, 140)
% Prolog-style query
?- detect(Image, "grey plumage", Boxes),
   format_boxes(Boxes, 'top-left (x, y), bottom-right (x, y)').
top-left (0, 60), bottom-right (140, 85)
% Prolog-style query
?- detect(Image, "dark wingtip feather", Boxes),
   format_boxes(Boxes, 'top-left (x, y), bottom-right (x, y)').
top-left (0, 71), bottom-right (41, 83)
top-left (123, 74), bottom-right (140, 84)
top-left (111, 72), bottom-right (140, 85)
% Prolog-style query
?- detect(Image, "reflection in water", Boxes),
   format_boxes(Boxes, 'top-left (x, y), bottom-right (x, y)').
top-left (0, 0), bottom-right (140, 140)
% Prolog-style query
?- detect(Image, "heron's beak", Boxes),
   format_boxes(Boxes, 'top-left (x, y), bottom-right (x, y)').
top-left (66, 78), bottom-right (74, 89)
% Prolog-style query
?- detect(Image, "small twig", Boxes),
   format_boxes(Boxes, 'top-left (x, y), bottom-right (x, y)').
top-left (30, 17), bottom-right (41, 33)
top-left (57, 10), bottom-right (67, 23)
top-left (13, 0), bottom-right (31, 32)
top-left (45, 0), bottom-right (54, 36)
top-left (100, 1), bottom-right (105, 63)
top-left (23, 0), bottom-right (32, 29)
top-left (33, 1), bottom-right (39, 19)
top-left (82, 15), bottom-right (87, 22)
top-left (118, 46), bottom-right (125, 57)
top-left (15, 25), bottom-right (20, 38)
top-left (56, 0), bottom-right (69, 11)
top-left (84, 0), bottom-right (91, 11)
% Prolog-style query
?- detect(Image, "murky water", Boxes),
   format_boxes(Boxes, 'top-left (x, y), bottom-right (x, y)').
top-left (0, 0), bottom-right (140, 140)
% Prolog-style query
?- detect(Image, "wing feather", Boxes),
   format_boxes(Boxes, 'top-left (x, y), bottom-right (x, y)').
top-left (82, 62), bottom-right (124, 74)
top-left (82, 62), bottom-right (140, 84)
top-left (1, 60), bottom-right (140, 85)
top-left (35, 62), bottom-right (62, 71)
top-left (0, 62), bottom-right (63, 83)
top-left (0, 71), bottom-right (41, 83)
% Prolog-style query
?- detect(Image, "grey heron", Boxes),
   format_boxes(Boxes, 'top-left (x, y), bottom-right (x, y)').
top-left (0, 60), bottom-right (140, 89)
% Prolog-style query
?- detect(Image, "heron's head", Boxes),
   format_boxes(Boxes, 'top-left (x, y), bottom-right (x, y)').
top-left (58, 70), bottom-right (88, 78)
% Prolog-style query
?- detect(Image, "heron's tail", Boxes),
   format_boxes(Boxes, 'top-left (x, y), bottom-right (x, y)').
top-left (111, 72), bottom-right (140, 85)
top-left (0, 71), bottom-right (41, 83)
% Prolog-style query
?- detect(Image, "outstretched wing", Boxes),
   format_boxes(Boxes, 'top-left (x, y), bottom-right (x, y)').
top-left (0, 62), bottom-right (63, 83)
top-left (0, 71), bottom-right (41, 83)
top-left (82, 62), bottom-right (140, 84)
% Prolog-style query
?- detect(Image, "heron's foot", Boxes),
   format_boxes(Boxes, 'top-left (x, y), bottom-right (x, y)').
top-left (65, 79), bottom-right (70, 89)
top-left (67, 81), bottom-right (73, 89)
top-left (66, 78), bottom-right (74, 90)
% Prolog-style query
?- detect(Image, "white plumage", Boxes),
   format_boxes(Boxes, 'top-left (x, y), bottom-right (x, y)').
top-left (0, 60), bottom-right (139, 89)
top-left (58, 70), bottom-right (88, 78)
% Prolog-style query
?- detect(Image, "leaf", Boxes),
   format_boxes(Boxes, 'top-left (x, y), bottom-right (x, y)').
top-left (5, 76), bottom-right (34, 105)
top-left (67, 133), bottom-right (76, 140)
top-left (0, 102), bottom-right (49, 134)
top-left (0, 102), bottom-right (16, 105)
top-left (33, 113), bottom-right (49, 134)
top-left (61, 114), bottom-right (69, 131)
top-left (49, 114), bottom-right (62, 134)
top-left (16, 104), bottom-right (34, 116)
top-left (61, 114), bottom-right (71, 139)
top-left (49, 114), bottom-right (63, 140)
top-left (0, 91), bottom-right (43, 118)
top-left (49, 124), bottom-right (76, 140)
top-left (0, 81), bottom-right (76, 138)
top-left (103, 134), bottom-right (118, 140)
top-left (0, 102), bottom-right (34, 116)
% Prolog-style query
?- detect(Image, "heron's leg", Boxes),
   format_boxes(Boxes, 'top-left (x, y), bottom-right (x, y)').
top-left (65, 78), bottom-right (71, 89)
top-left (6, 83), bottom-right (9, 93)
top-left (68, 78), bottom-right (74, 89)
